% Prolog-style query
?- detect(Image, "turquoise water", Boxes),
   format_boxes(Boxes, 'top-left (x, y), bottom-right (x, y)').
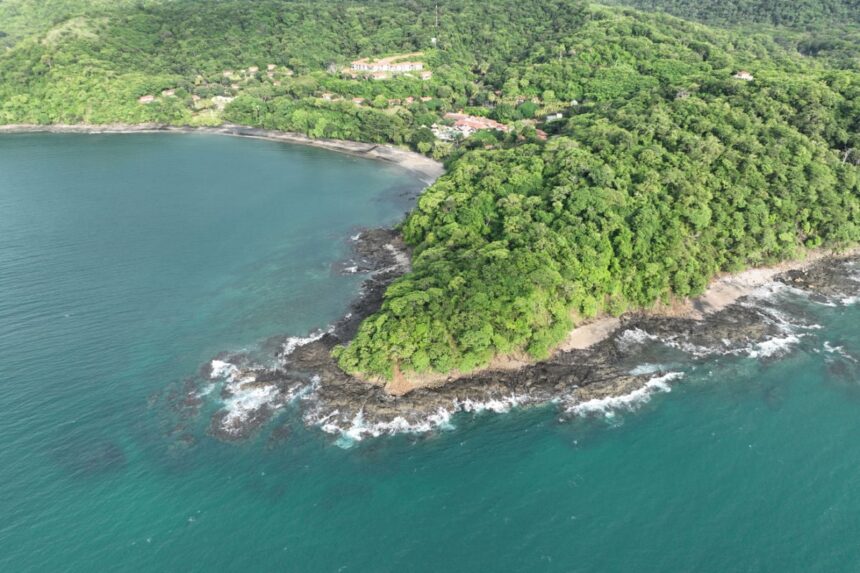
top-left (2, 134), bottom-right (860, 572)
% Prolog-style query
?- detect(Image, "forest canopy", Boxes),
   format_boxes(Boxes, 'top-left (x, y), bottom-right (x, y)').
top-left (606, 0), bottom-right (860, 28)
top-left (1, 0), bottom-right (859, 380)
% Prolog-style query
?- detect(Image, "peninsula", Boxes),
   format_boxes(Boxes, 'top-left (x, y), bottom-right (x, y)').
top-left (2, 0), bottom-right (859, 416)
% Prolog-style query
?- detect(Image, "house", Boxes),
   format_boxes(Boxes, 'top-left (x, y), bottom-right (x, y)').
top-left (444, 112), bottom-right (510, 132)
top-left (351, 59), bottom-right (424, 73)
top-left (347, 52), bottom-right (428, 79)
top-left (138, 95), bottom-right (155, 104)
top-left (545, 112), bottom-right (564, 123)
top-left (433, 112), bottom-right (510, 140)
top-left (211, 96), bottom-right (234, 110)
top-left (430, 124), bottom-right (462, 141)
top-left (733, 70), bottom-right (754, 81)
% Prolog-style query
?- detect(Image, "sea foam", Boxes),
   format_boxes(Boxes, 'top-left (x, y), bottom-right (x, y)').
top-left (282, 327), bottom-right (334, 357)
top-left (313, 393), bottom-right (536, 447)
top-left (455, 394), bottom-right (529, 414)
top-left (317, 407), bottom-right (455, 448)
top-left (565, 372), bottom-right (683, 417)
top-left (220, 384), bottom-right (281, 429)
top-left (210, 359), bottom-right (239, 381)
top-left (744, 334), bottom-right (801, 359)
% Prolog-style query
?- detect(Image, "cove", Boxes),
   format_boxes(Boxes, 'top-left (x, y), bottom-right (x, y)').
top-left (3, 133), bottom-right (860, 572)
top-left (0, 133), bottom-right (424, 570)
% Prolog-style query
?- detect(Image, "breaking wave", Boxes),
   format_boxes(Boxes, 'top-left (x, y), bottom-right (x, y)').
top-left (282, 327), bottom-right (334, 357)
top-left (314, 408), bottom-right (455, 448)
top-left (207, 358), bottom-right (316, 437)
top-left (565, 372), bottom-right (683, 417)
top-left (196, 259), bottom-right (860, 444)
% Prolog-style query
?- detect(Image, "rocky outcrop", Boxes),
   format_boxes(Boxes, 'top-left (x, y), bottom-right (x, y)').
top-left (199, 228), bottom-right (859, 443)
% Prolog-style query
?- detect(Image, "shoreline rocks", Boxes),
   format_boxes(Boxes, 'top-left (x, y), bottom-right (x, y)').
top-left (202, 224), bottom-right (860, 442)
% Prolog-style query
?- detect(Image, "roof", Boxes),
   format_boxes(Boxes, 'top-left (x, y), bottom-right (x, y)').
top-left (444, 112), bottom-right (509, 132)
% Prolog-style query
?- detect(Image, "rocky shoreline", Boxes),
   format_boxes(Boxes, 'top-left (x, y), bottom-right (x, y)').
top-left (199, 225), bottom-right (860, 443)
top-left (51, 123), bottom-right (853, 443)
top-left (0, 123), bottom-right (445, 183)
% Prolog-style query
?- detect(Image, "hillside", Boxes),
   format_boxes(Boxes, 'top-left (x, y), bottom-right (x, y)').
top-left (605, 0), bottom-right (860, 65)
top-left (335, 7), bottom-right (860, 379)
top-left (0, 0), bottom-right (152, 46)
top-left (604, 0), bottom-right (860, 28)
top-left (1, 0), bottom-right (858, 382)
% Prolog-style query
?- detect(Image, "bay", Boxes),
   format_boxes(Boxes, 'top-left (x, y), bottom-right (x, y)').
top-left (1, 134), bottom-right (859, 572)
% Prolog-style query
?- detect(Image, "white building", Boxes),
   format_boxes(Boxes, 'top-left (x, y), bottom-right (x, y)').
top-left (351, 60), bottom-right (424, 73)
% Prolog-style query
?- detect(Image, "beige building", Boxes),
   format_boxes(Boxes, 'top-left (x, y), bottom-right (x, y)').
top-left (351, 60), bottom-right (423, 73)
top-left (348, 52), bottom-right (427, 77)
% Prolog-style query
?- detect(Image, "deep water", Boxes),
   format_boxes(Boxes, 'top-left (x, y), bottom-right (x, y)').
top-left (2, 134), bottom-right (860, 572)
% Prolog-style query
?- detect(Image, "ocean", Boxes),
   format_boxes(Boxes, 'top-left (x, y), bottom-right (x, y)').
top-left (1, 133), bottom-right (859, 572)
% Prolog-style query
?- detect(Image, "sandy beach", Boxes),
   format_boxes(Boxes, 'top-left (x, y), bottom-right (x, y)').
top-left (0, 123), bottom-right (445, 183)
top-left (5, 122), bottom-right (855, 397)
top-left (381, 247), bottom-right (860, 395)
top-left (558, 247), bottom-right (860, 350)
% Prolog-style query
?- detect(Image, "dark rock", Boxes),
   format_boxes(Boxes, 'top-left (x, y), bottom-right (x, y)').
top-left (333, 228), bottom-right (409, 276)
top-left (267, 423), bottom-right (293, 449)
top-left (778, 256), bottom-right (860, 300)
top-left (209, 405), bottom-right (274, 442)
top-left (207, 242), bottom-right (860, 442)
top-left (59, 441), bottom-right (126, 477)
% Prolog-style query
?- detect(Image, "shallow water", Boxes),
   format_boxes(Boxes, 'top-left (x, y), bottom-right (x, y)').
top-left (2, 134), bottom-right (860, 572)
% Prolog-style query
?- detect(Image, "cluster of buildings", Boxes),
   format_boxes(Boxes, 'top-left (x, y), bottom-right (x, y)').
top-left (139, 63), bottom-right (295, 105)
top-left (345, 53), bottom-right (433, 80)
top-left (319, 93), bottom-right (433, 107)
top-left (223, 64), bottom-right (290, 80)
top-left (137, 88), bottom-right (177, 104)
top-left (388, 96), bottom-right (433, 105)
top-left (432, 112), bottom-right (511, 141)
top-left (351, 60), bottom-right (423, 73)
top-left (219, 65), bottom-right (293, 91)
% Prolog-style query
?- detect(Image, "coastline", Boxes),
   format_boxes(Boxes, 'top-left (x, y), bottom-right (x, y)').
top-left (203, 233), bottom-right (860, 441)
top-left (0, 123), bottom-right (445, 183)
top-left (568, 247), bottom-right (860, 346)
top-left (378, 246), bottom-right (860, 395)
top-left (12, 122), bottom-right (857, 440)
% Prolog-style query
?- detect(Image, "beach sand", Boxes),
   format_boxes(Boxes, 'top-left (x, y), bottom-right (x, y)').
top-left (383, 247), bottom-right (860, 395)
top-left (0, 123), bottom-right (445, 183)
